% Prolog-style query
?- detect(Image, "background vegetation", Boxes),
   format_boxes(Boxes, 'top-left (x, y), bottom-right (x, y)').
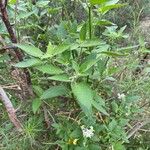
top-left (0, 0), bottom-right (150, 150)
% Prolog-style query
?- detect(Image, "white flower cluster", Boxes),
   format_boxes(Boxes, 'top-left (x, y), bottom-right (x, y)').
top-left (81, 125), bottom-right (94, 138)
top-left (117, 93), bottom-right (125, 99)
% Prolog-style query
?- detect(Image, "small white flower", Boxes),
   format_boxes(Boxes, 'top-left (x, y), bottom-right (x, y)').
top-left (125, 113), bottom-right (129, 116)
top-left (117, 93), bottom-right (125, 99)
top-left (81, 125), bottom-right (94, 138)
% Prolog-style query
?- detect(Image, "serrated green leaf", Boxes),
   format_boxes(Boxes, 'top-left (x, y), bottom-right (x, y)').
top-left (14, 58), bottom-right (42, 68)
top-left (48, 74), bottom-right (71, 82)
top-left (14, 44), bottom-right (43, 58)
top-left (41, 85), bottom-right (68, 99)
top-left (72, 82), bottom-right (93, 117)
top-left (109, 119), bottom-right (117, 131)
top-left (99, 3), bottom-right (127, 14)
top-left (80, 55), bottom-right (100, 73)
top-left (93, 92), bottom-right (105, 106)
top-left (32, 98), bottom-right (42, 114)
top-left (32, 85), bottom-right (44, 97)
top-left (42, 43), bottom-right (70, 58)
top-left (35, 64), bottom-right (64, 75)
top-left (97, 59), bottom-right (106, 76)
top-left (41, 42), bottom-right (55, 59)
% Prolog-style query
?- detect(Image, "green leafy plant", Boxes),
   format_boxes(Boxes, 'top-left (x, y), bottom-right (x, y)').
top-left (1, 0), bottom-right (150, 149)
top-left (12, 0), bottom-right (138, 149)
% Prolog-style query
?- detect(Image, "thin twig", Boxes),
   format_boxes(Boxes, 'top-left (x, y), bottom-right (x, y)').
top-left (0, 46), bottom-right (17, 51)
top-left (0, 86), bottom-right (22, 130)
top-left (43, 105), bottom-right (51, 128)
top-left (127, 120), bottom-right (150, 139)
top-left (1, 84), bottom-right (21, 90)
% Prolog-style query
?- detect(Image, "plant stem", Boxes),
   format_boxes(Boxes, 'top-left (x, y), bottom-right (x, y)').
top-left (87, 5), bottom-right (92, 83)
top-left (88, 5), bottom-right (92, 40)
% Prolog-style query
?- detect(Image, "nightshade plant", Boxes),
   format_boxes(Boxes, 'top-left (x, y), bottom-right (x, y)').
top-left (12, 0), bottom-right (140, 149)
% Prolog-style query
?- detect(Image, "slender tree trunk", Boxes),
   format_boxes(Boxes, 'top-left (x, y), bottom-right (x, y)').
top-left (0, 0), bottom-right (32, 97)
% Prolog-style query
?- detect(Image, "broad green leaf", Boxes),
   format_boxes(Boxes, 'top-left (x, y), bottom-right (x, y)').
top-left (14, 58), bottom-right (42, 68)
top-left (41, 42), bottom-right (55, 59)
top-left (93, 92), bottom-right (105, 106)
top-left (70, 43), bottom-right (80, 51)
top-left (48, 74), bottom-right (71, 82)
top-left (32, 98), bottom-right (42, 114)
top-left (111, 101), bottom-right (119, 113)
top-left (41, 85), bottom-right (68, 99)
top-left (109, 119), bottom-right (117, 131)
top-left (97, 59), bottom-right (106, 76)
top-left (80, 22), bottom-right (87, 41)
top-left (42, 44), bottom-right (70, 58)
top-left (80, 56), bottom-right (100, 73)
top-left (32, 85), bottom-right (44, 97)
top-left (72, 82), bottom-right (93, 117)
top-left (90, 0), bottom-right (109, 5)
top-left (92, 100), bottom-right (109, 116)
top-left (14, 44), bottom-right (43, 58)
top-left (99, 3), bottom-right (127, 14)
top-left (52, 44), bottom-right (70, 56)
top-left (80, 53), bottom-right (100, 73)
top-left (80, 39), bottom-right (101, 48)
top-left (35, 64), bottom-right (64, 75)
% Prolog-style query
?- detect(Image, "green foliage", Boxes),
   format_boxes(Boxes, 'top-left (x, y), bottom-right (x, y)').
top-left (14, 44), bottom-right (44, 58)
top-left (35, 64), bottom-right (64, 75)
top-left (41, 85), bottom-right (68, 100)
top-left (32, 98), bottom-right (42, 114)
top-left (72, 82), bottom-right (93, 117)
top-left (0, 0), bottom-right (150, 149)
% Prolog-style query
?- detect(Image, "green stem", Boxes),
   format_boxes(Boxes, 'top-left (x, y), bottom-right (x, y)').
top-left (87, 5), bottom-right (92, 83)
top-left (88, 5), bottom-right (92, 40)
